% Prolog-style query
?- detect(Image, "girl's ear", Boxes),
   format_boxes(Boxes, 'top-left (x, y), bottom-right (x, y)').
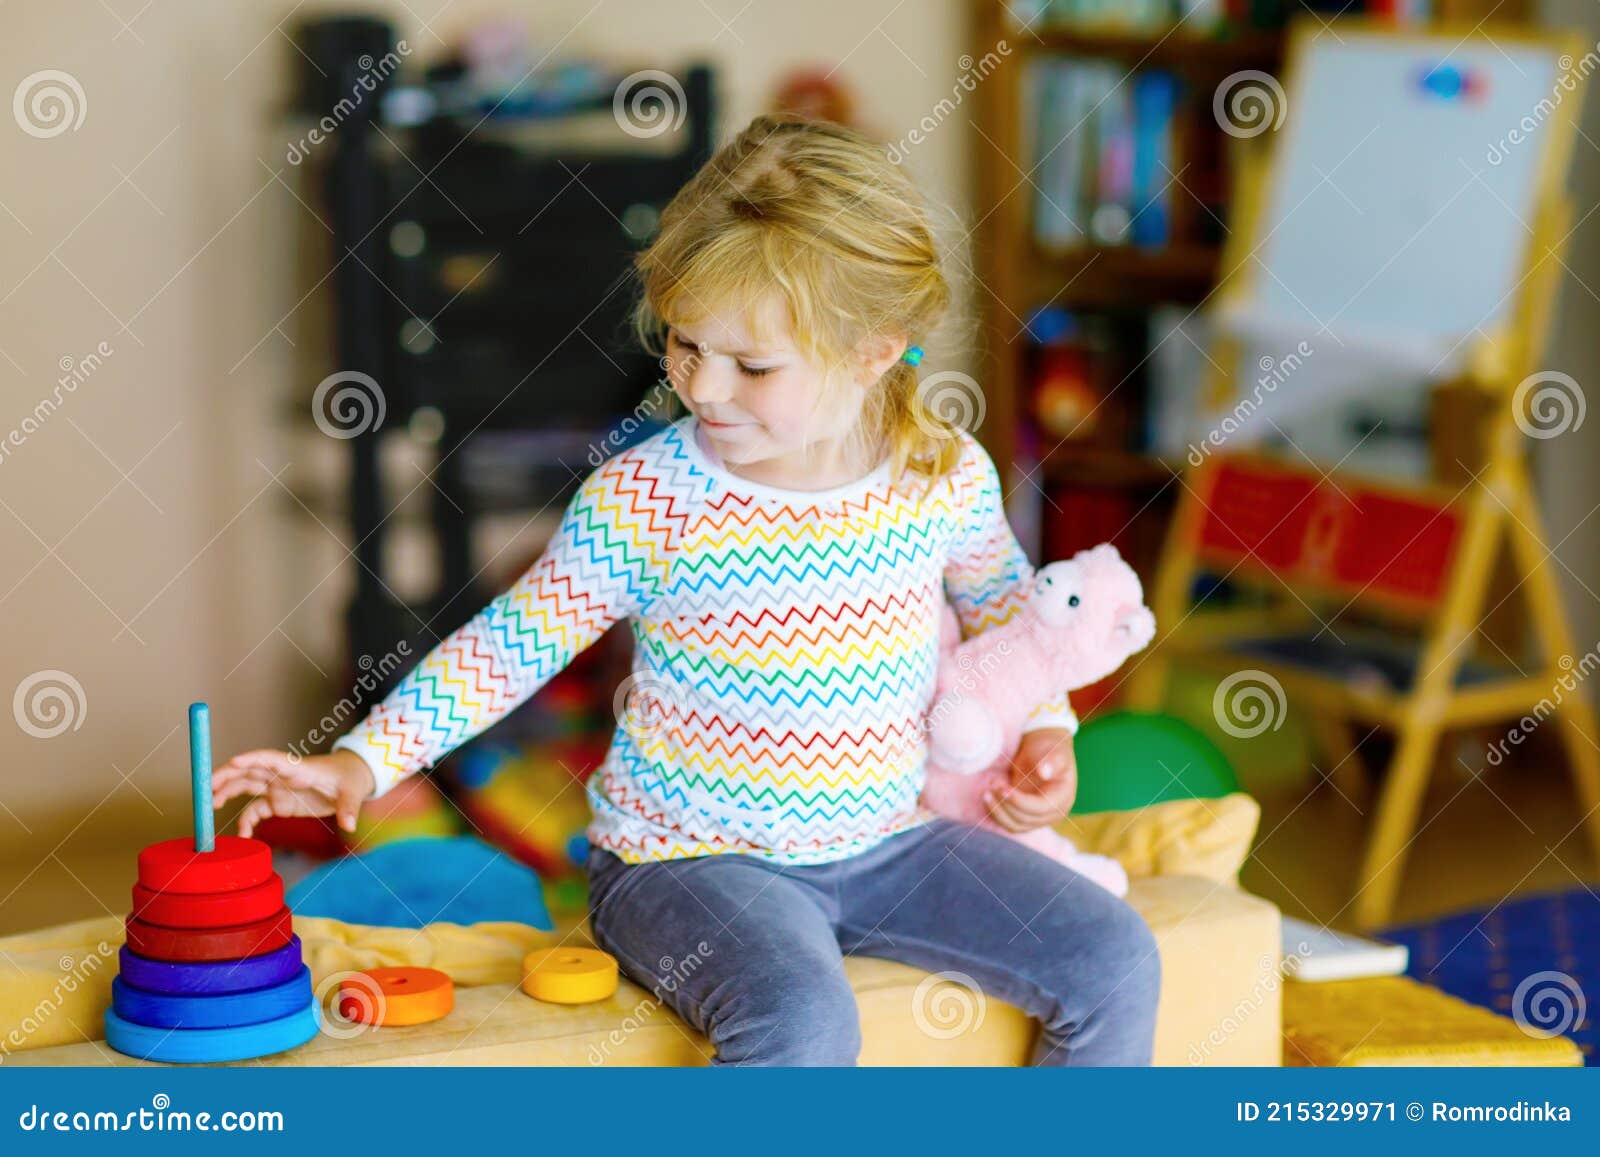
top-left (855, 332), bottom-right (909, 384)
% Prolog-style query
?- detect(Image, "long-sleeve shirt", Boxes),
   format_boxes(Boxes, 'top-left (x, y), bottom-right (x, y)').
top-left (332, 414), bottom-right (1077, 865)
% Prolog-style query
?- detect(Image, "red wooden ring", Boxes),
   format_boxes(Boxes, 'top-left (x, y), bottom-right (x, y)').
top-left (137, 836), bottom-right (273, 895)
top-left (124, 907), bottom-right (293, 962)
top-left (131, 875), bottom-right (284, 929)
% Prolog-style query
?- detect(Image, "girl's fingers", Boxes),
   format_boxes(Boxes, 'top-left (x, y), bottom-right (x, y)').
top-left (984, 792), bottom-right (1028, 832)
top-left (219, 749), bottom-right (310, 784)
top-left (212, 776), bottom-right (272, 810)
top-left (213, 752), bottom-right (327, 804)
top-left (333, 777), bottom-right (367, 834)
top-left (987, 787), bottom-right (1063, 833)
top-left (236, 797), bottom-right (276, 839)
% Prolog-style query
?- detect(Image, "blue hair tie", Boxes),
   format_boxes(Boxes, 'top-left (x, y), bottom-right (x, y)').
top-left (902, 345), bottom-right (924, 366)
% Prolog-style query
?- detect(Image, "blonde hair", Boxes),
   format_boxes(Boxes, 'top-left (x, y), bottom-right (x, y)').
top-left (631, 113), bottom-right (964, 493)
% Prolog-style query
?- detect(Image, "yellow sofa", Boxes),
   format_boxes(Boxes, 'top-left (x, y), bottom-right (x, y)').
top-left (2, 795), bottom-right (1280, 1066)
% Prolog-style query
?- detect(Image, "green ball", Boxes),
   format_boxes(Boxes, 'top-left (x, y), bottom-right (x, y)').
top-left (1070, 710), bottom-right (1239, 814)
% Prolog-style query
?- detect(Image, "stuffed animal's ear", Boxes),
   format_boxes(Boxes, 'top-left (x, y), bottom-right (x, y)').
top-left (1112, 605), bottom-right (1157, 650)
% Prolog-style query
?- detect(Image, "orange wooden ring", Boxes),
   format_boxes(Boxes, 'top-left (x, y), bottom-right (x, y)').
top-left (131, 876), bottom-right (284, 928)
top-left (520, 947), bottom-right (618, 1004)
top-left (137, 836), bottom-right (273, 895)
top-left (337, 967), bottom-right (454, 1027)
top-left (124, 907), bottom-right (293, 962)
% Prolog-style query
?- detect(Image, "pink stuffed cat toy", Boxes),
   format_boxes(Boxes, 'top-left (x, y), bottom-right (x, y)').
top-left (920, 543), bottom-right (1157, 896)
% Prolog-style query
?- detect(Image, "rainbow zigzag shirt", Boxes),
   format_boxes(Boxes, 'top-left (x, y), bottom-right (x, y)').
top-left (333, 415), bottom-right (1077, 865)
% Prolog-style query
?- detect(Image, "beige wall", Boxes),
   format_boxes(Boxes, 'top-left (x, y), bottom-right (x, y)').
top-left (0, 0), bottom-right (981, 857)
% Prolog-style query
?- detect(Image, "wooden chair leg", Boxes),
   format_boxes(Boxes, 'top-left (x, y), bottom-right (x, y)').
top-left (1350, 716), bottom-right (1444, 930)
top-left (1302, 710), bottom-right (1370, 805)
top-left (1122, 649), bottom-right (1171, 713)
top-left (1500, 457), bottom-right (1600, 872)
top-left (1553, 695), bottom-right (1600, 870)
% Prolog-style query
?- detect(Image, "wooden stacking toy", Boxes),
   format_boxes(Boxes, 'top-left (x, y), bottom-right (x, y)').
top-left (338, 967), bottom-right (454, 1027)
top-left (105, 702), bottom-right (321, 1063)
top-left (520, 947), bottom-right (619, 1005)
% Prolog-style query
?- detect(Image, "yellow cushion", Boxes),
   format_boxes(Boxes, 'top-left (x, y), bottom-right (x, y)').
top-left (0, 793), bottom-right (1275, 1066)
top-left (1063, 793), bottom-right (1259, 885)
top-left (3, 875), bottom-right (1281, 1067)
top-left (1283, 975), bottom-right (1584, 1066)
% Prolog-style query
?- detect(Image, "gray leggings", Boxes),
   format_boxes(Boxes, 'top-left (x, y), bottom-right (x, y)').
top-left (585, 817), bottom-right (1161, 1066)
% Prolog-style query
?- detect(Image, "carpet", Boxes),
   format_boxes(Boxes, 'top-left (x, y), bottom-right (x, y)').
top-left (1381, 887), bottom-right (1596, 1065)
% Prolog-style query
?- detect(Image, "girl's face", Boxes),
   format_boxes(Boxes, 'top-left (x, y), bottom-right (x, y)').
top-left (664, 305), bottom-right (902, 488)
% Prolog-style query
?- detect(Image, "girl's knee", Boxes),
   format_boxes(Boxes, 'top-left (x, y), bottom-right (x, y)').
top-left (711, 961), bottom-right (861, 1066)
top-left (1041, 896), bottom-right (1162, 1014)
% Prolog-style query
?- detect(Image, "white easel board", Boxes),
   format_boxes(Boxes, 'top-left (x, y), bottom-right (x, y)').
top-left (1218, 29), bottom-right (1571, 373)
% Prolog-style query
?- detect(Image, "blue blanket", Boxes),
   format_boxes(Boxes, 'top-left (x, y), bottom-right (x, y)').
top-left (286, 836), bottom-right (552, 929)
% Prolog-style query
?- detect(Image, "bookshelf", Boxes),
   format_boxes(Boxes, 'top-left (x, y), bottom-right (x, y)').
top-left (971, 0), bottom-right (1532, 582)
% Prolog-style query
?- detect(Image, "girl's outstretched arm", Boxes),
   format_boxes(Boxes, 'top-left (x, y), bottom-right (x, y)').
top-left (331, 447), bottom-right (675, 797)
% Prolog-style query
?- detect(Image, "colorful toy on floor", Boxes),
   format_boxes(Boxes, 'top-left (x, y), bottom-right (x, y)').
top-left (454, 739), bottom-right (600, 917)
top-left (346, 772), bottom-right (461, 848)
top-left (521, 947), bottom-right (618, 1005)
top-left (105, 702), bottom-right (320, 1063)
top-left (338, 966), bottom-right (454, 1026)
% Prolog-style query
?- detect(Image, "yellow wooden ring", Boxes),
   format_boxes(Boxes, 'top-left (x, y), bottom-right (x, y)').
top-left (520, 947), bottom-right (619, 1004)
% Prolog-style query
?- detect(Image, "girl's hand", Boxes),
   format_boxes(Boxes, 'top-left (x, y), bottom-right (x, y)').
top-left (984, 728), bottom-right (1078, 833)
top-left (211, 749), bottom-right (377, 838)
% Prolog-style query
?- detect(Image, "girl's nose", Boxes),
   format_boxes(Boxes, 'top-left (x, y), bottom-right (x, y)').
top-left (683, 360), bottom-right (735, 406)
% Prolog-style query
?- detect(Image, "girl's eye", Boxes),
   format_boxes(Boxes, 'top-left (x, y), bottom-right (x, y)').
top-left (669, 330), bottom-right (771, 376)
top-left (1068, 594), bottom-right (1081, 607)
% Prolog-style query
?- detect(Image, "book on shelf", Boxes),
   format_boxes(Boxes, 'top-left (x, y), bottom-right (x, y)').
top-left (1007, 0), bottom-right (1428, 34)
top-left (1026, 58), bottom-right (1179, 249)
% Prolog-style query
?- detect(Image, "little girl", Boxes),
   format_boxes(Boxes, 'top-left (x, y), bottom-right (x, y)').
top-left (212, 114), bottom-right (1160, 1066)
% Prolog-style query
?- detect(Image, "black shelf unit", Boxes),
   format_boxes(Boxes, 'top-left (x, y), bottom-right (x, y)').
top-left (292, 16), bottom-right (716, 693)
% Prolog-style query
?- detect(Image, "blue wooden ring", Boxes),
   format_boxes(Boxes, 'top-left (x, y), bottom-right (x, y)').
top-left (113, 965), bottom-right (312, 1029)
top-left (117, 935), bottom-right (303, 995)
top-left (105, 999), bottom-right (321, 1063)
